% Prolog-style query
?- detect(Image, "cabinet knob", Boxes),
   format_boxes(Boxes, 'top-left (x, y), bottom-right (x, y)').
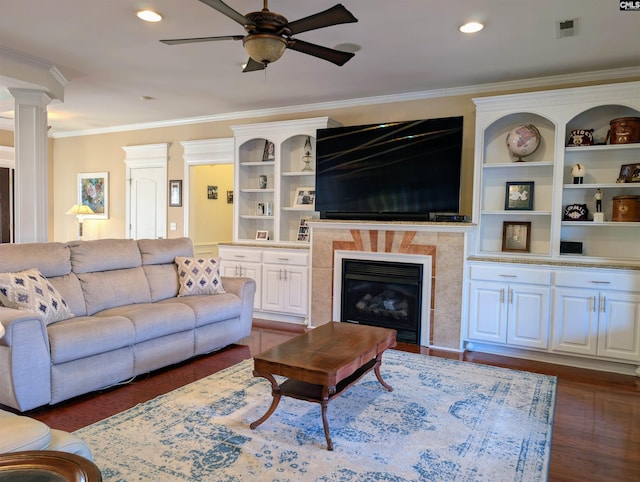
top-left (589, 280), bottom-right (610, 284)
top-left (499, 274), bottom-right (517, 278)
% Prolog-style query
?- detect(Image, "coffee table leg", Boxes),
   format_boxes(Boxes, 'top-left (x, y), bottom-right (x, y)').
top-left (374, 356), bottom-right (393, 392)
top-left (250, 373), bottom-right (281, 430)
top-left (320, 387), bottom-right (333, 451)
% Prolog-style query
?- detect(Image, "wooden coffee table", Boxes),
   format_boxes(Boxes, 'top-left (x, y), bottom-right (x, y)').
top-left (249, 322), bottom-right (397, 450)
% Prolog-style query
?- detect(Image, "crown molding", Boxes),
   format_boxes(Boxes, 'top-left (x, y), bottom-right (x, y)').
top-left (42, 65), bottom-right (640, 138)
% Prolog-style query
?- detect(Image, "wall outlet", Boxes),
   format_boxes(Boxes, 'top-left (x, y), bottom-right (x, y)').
top-left (170, 222), bottom-right (177, 231)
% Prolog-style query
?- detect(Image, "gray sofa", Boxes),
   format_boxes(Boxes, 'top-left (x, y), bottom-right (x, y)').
top-left (0, 237), bottom-right (256, 412)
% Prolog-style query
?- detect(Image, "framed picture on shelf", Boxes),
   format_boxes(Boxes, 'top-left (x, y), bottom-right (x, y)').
top-left (255, 230), bottom-right (269, 241)
top-left (293, 187), bottom-right (316, 208)
top-left (262, 141), bottom-right (275, 161)
top-left (78, 172), bottom-right (108, 219)
top-left (169, 180), bottom-right (182, 207)
top-left (502, 221), bottom-right (531, 253)
top-left (297, 216), bottom-right (312, 242)
top-left (504, 181), bottom-right (534, 210)
top-left (617, 163), bottom-right (640, 183)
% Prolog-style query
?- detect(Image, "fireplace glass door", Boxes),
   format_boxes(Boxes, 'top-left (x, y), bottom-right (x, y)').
top-left (341, 258), bottom-right (423, 344)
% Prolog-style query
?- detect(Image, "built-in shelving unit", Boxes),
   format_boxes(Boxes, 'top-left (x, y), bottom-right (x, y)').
top-left (473, 81), bottom-right (640, 265)
top-left (466, 81), bottom-right (640, 375)
top-left (231, 117), bottom-right (339, 245)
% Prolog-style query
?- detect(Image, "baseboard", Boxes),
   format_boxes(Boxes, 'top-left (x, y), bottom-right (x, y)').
top-left (464, 341), bottom-right (639, 376)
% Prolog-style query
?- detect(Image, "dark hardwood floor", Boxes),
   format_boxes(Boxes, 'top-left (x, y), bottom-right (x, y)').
top-left (24, 320), bottom-right (640, 482)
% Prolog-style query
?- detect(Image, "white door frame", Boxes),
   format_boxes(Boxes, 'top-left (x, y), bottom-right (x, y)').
top-left (180, 138), bottom-right (234, 238)
top-left (123, 143), bottom-right (169, 239)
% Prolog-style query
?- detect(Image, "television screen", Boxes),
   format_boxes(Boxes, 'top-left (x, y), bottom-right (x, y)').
top-left (315, 116), bottom-right (463, 221)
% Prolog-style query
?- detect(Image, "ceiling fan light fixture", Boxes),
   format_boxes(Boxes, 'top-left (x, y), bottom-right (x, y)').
top-left (459, 21), bottom-right (484, 33)
top-left (243, 33), bottom-right (287, 65)
top-left (136, 10), bottom-right (163, 22)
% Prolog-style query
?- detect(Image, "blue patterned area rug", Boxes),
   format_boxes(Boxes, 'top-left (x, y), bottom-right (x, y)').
top-left (74, 350), bottom-right (556, 481)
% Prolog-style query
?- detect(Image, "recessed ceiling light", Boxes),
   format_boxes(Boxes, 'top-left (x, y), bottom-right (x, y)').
top-left (137, 10), bottom-right (163, 22)
top-left (459, 22), bottom-right (484, 34)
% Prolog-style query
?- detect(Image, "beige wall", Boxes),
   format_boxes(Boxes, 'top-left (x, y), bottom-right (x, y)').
top-left (1, 77), bottom-right (636, 242)
top-left (189, 163), bottom-right (234, 255)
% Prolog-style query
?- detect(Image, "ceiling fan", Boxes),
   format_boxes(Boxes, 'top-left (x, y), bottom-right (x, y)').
top-left (160, 0), bottom-right (358, 72)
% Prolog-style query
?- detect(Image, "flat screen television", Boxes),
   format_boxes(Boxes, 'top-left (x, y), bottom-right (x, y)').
top-left (315, 116), bottom-right (464, 221)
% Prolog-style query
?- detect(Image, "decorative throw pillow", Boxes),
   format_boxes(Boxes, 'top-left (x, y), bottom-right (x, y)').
top-left (175, 256), bottom-right (225, 297)
top-left (0, 268), bottom-right (74, 325)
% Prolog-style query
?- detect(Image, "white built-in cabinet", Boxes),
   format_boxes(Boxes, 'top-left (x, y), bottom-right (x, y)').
top-left (467, 265), bottom-right (550, 350)
top-left (219, 245), bottom-right (309, 324)
top-left (552, 269), bottom-right (640, 362)
top-left (467, 81), bottom-right (640, 375)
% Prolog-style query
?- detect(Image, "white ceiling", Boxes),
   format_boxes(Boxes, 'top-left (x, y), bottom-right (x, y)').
top-left (1, 0), bottom-right (639, 135)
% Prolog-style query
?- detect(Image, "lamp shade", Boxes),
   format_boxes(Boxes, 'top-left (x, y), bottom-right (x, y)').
top-left (243, 33), bottom-right (287, 65)
top-left (67, 204), bottom-right (95, 216)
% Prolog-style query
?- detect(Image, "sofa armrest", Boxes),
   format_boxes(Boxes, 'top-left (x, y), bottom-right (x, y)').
top-left (0, 308), bottom-right (52, 411)
top-left (221, 277), bottom-right (256, 338)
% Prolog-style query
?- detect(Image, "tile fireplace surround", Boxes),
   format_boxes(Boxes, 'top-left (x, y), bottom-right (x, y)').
top-left (309, 220), bottom-right (473, 351)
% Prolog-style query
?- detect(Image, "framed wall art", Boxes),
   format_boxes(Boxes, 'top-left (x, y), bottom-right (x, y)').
top-left (617, 163), bottom-right (640, 183)
top-left (78, 172), bottom-right (108, 219)
top-left (293, 187), bottom-right (316, 208)
top-left (207, 185), bottom-right (218, 200)
top-left (505, 181), bottom-right (534, 210)
top-left (262, 141), bottom-right (275, 161)
top-left (297, 216), bottom-right (312, 242)
top-left (169, 180), bottom-right (182, 207)
top-left (502, 221), bottom-right (531, 253)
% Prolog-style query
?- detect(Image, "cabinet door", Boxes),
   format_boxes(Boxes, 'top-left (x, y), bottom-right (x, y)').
top-left (552, 288), bottom-right (599, 356)
top-left (597, 291), bottom-right (640, 362)
top-left (261, 264), bottom-right (284, 312)
top-left (282, 265), bottom-right (308, 315)
top-left (220, 261), bottom-right (262, 310)
top-left (468, 280), bottom-right (507, 343)
top-left (507, 285), bottom-right (550, 349)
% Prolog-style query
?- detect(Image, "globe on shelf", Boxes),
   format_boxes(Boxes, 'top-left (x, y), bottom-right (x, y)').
top-left (506, 124), bottom-right (541, 162)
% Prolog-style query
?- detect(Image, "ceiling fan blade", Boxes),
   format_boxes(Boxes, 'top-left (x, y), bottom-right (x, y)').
top-left (198, 0), bottom-right (252, 26)
top-left (160, 35), bottom-right (244, 45)
top-left (287, 39), bottom-right (355, 66)
top-left (286, 4), bottom-right (357, 35)
top-left (243, 57), bottom-right (266, 72)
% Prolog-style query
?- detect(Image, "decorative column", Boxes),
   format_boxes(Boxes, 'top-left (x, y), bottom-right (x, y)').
top-left (9, 88), bottom-right (51, 243)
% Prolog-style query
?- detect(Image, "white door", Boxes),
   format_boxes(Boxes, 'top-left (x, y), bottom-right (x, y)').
top-left (597, 291), bottom-right (640, 361)
top-left (129, 167), bottom-right (166, 239)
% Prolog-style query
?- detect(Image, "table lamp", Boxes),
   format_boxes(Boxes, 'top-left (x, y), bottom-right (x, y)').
top-left (66, 204), bottom-right (94, 239)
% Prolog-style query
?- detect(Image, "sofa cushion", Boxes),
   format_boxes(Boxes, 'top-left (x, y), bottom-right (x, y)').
top-left (0, 242), bottom-right (70, 278)
top-left (68, 238), bottom-right (142, 274)
top-left (175, 257), bottom-right (225, 297)
top-left (48, 273), bottom-right (87, 317)
top-left (0, 410), bottom-right (51, 452)
top-left (143, 264), bottom-right (180, 302)
top-left (47, 315), bottom-right (136, 364)
top-left (96, 303), bottom-right (195, 342)
top-left (162, 292), bottom-right (241, 327)
top-left (0, 268), bottom-right (74, 325)
top-left (77, 267), bottom-right (151, 315)
top-left (138, 237), bottom-right (194, 265)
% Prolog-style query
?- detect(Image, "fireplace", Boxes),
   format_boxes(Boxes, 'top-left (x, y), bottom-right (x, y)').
top-left (333, 251), bottom-right (432, 345)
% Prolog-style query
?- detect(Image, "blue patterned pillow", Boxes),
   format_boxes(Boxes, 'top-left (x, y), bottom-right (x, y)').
top-left (0, 268), bottom-right (74, 325)
top-left (175, 257), bottom-right (225, 297)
